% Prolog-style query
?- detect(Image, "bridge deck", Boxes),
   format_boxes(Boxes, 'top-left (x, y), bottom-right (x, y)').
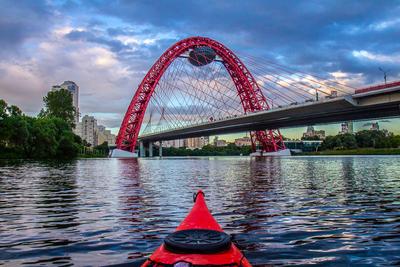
top-left (139, 86), bottom-right (400, 142)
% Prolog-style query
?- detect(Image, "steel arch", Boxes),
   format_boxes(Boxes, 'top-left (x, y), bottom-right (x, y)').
top-left (116, 36), bottom-right (285, 152)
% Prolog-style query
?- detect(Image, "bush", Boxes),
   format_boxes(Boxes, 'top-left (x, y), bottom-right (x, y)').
top-left (0, 99), bottom-right (81, 159)
top-left (321, 130), bottom-right (400, 151)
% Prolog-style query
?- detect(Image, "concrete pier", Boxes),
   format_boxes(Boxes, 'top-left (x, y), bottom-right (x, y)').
top-left (159, 141), bottom-right (163, 157)
top-left (149, 142), bottom-right (153, 157)
top-left (139, 141), bottom-right (145, 157)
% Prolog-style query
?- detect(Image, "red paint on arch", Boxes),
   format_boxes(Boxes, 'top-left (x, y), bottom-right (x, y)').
top-left (116, 36), bottom-right (285, 152)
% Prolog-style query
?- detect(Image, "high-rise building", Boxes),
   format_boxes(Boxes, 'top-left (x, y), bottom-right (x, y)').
top-left (52, 81), bottom-right (79, 124)
top-left (79, 115), bottom-right (98, 146)
top-left (302, 126), bottom-right (326, 140)
top-left (215, 139), bottom-right (228, 147)
top-left (76, 118), bottom-right (116, 147)
top-left (370, 122), bottom-right (379, 131)
top-left (234, 136), bottom-right (252, 147)
top-left (186, 136), bottom-right (209, 149)
top-left (163, 139), bottom-right (186, 148)
top-left (213, 136), bottom-right (228, 147)
top-left (340, 121), bottom-right (354, 134)
top-left (97, 125), bottom-right (116, 146)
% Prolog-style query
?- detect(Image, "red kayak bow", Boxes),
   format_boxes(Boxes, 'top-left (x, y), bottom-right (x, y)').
top-left (142, 190), bottom-right (251, 267)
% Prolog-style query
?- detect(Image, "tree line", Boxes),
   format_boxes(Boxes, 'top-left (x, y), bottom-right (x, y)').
top-left (157, 143), bottom-right (252, 156)
top-left (0, 89), bottom-right (106, 159)
top-left (155, 130), bottom-right (400, 156)
top-left (320, 130), bottom-right (400, 150)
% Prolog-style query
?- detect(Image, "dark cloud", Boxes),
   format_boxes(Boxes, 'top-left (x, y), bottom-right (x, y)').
top-left (0, 0), bottom-right (55, 55)
top-left (1, 0), bottom-right (400, 131)
top-left (65, 30), bottom-right (129, 52)
top-left (82, 0), bottom-right (400, 80)
top-left (106, 27), bottom-right (153, 37)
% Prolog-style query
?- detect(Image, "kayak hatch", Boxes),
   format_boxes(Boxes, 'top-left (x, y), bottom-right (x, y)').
top-left (142, 190), bottom-right (251, 267)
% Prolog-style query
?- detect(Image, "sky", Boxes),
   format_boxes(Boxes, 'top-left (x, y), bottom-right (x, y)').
top-left (0, 0), bottom-right (399, 140)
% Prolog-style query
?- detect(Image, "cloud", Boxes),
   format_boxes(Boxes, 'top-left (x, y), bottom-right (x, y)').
top-left (0, 60), bottom-right (46, 113)
top-left (65, 29), bottom-right (130, 53)
top-left (370, 18), bottom-right (400, 31)
top-left (0, 26), bottom-right (138, 116)
top-left (0, 0), bottom-right (399, 132)
top-left (352, 50), bottom-right (400, 63)
top-left (0, 0), bottom-right (55, 56)
top-left (328, 71), bottom-right (366, 87)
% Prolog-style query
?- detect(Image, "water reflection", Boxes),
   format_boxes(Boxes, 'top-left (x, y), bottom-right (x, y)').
top-left (0, 156), bottom-right (400, 266)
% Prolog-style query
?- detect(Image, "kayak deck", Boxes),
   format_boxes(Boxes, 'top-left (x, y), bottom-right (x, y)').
top-left (142, 191), bottom-right (251, 267)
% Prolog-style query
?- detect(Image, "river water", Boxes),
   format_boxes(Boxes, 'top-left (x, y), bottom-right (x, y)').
top-left (0, 156), bottom-right (400, 266)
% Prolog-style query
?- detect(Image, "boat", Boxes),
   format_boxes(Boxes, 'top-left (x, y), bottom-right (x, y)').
top-left (142, 190), bottom-right (252, 267)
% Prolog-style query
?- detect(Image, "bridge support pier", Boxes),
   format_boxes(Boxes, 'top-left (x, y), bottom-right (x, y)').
top-left (149, 142), bottom-right (153, 157)
top-left (159, 141), bottom-right (163, 157)
top-left (139, 141), bottom-right (145, 157)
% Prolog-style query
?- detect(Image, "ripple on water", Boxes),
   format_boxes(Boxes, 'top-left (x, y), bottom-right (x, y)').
top-left (0, 156), bottom-right (400, 266)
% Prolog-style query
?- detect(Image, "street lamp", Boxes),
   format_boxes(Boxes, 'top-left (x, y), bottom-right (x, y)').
top-left (379, 67), bottom-right (390, 84)
top-left (310, 85), bottom-right (322, 101)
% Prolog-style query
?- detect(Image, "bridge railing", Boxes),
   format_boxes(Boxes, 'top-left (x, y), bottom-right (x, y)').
top-left (355, 80), bottom-right (400, 94)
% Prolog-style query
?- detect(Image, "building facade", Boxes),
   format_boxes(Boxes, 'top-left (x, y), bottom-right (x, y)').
top-left (340, 121), bottom-right (354, 134)
top-left (234, 136), bottom-right (252, 147)
top-left (79, 115), bottom-right (98, 146)
top-left (370, 122), bottom-right (379, 131)
top-left (186, 136), bottom-right (209, 149)
top-left (52, 81), bottom-right (80, 124)
top-left (97, 125), bottom-right (116, 146)
top-left (76, 118), bottom-right (116, 147)
top-left (163, 139), bottom-right (186, 148)
top-left (50, 81), bottom-right (117, 147)
top-left (213, 136), bottom-right (228, 147)
top-left (302, 126), bottom-right (326, 140)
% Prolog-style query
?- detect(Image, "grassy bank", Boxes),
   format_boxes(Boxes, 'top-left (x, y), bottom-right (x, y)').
top-left (78, 154), bottom-right (108, 158)
top-left (0, 151), bottom-right (23, 159)
top-left (0, 150), bottom-right (108, 159)
top-left (299, 148), bottom-right (400, 155)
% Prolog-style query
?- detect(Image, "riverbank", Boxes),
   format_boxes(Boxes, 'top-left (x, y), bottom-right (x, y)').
top-left (0, 152), bottom-right (108, 160)
top-left (78, 154), bottom-right (108, 158)
top-left (299, 148), bottom-right (400, 155)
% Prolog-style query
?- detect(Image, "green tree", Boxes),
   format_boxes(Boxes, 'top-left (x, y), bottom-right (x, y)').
top-left (355, 130), bottom-right (388, 148)
top-left (0, 99), bottom-right (81, 159)
top-left (30, 117), bottom-right (58, 158)
top-left (7, 105), bottom-right (22, 117)
top-left (0, 99), bottom-right (8, 119)
top-left (57, 131), bottom-right (80, 158)
top-left (321, 136), bottom-right (336, 150)
top-left (94, 141), bottom-right (110, 154)
top-left (321, 130), bottom-right (398, 151)
top-left (389, 135), bottom-right (400, 148)
top-left (0, 99), bottom-right (9, 146)
top-left (355, 130), bottom-right (372, 147)
top-left (321, 134), bottom-right (356, 150)
top-left (39, 89), bottom-right (76, 128)
top-left (341, 133), bottom-right (357, 149)
top-left (4, 115), bottom-right (31, 155)
top-left (161, 143), bottom-right (253, 156)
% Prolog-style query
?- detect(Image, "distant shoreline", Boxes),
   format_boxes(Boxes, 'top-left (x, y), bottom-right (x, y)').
top-left (3, 149), bottom-right (400, 160)
top-left (298, 148), bottom-right (400, 156)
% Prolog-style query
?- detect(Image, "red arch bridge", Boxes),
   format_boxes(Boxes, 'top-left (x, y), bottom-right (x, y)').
top-left (113, 36), bottom-right (400, 157)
